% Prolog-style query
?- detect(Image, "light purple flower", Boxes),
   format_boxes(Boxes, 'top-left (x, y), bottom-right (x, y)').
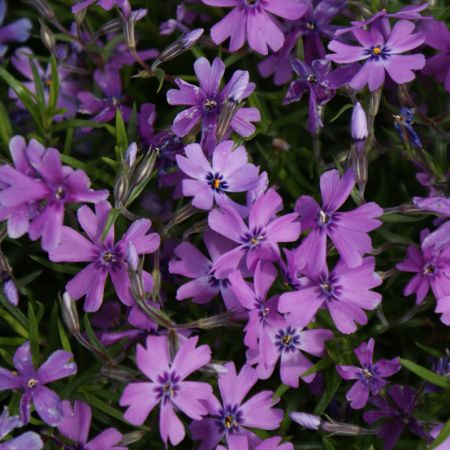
top-left (0, 0), bottom-right (31, 58)
top-left (363, 385), bottom-right (429, 450)
top-left (420, 19), bottom-right (450, 92)
top-left (396, 229), bottom-right (450, 304)
top-left (72, 0), bottom-right (121, 13)
top-left (248, 319), bottom-right (333, 388)
top-left (176, 140), bottom-right (260, 211)
top-left (120, 335), bottom-right (213, 447)
top-left (190, 362), bottom-right (283, 450)
top-left (169, 230), bottom-right (242, 310)
top-left (336, 338), bottom-right (400, 409)
top-left (217, 435), bottom-right (293, 450)
top-left (327, 20), bottom-right (425, 91)
top-left (0, 432), bottom-right (43, 450)
top-left (278, 257), bottom-right (382, 334)
top-left (78, 64), bottom-right (131, 124)
top-left (202, 0), bottom-right (307, 55)
top-left (295, 169), bottom-right (383, 274)
top-left (351, 102), bottom-right (368, 140)
top-left (167, 57), bottom-right (260, 150)
top-left (208, 188), bottom-right (301, 277)
top-left (0, 407), bottom-right (22, 440)
top-left (10, 47), bottom-right (80, 119)
top-left (58, 400), bottom-right (127, 450)
top-left (0, 136), bottom-right (109, 252)
top-left (0, 341), bottom-right (77, 426)
top-left (49, 201), bottom-right (160, 312)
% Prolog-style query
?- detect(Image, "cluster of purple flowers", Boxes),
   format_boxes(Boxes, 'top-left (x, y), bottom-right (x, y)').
top-left (0, 0), bottom-right (449, 449)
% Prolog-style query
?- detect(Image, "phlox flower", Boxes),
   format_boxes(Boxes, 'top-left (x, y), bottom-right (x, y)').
top-left (120, 335), bottom-right (213, 447)
top-left (218, 435), bottom-right (293, 450)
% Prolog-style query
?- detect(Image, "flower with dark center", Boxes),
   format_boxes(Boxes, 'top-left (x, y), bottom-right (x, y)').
top-left (216, 404), bottom-right (243, 433)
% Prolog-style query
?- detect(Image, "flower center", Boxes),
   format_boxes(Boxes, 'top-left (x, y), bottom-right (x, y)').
top-left (217, 404), bottom-right (242, 433)
top-left (307, 74), bottom-right (318, 84)
top-left (206, 172), bottom-right (228, 193)
top-left (362, 368), bottom-right (373, 380)
top-left (319, 210), bottom-right (330, 224)
top-left (372, 46), bottom-right (382, 55)
top-left (306, 21), bottom-right (316, 30)
top-left (54, 186), bottom-right (65, 200)
top-left (203, 98), bottom-right (218, 112)
top-left (242, 227), bottom-right (266, 248)
top-left (27, 378), bottom-right (39, 389)
top-left (156, 372), bottom-right (180, 403)
top-left (423, 263), bottom-right (435, 275)
top-left (364, 45), bottom-right (391, 61)
top-left (103, 251), bottom-right (116, 263)
top-left (275, 327), bottom-right (300, 352)
top-left (245, 0), bottom-right (257, 4)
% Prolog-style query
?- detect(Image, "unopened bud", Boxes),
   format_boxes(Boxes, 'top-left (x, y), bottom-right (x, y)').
top-left (131, 149), bottom-right (158, 186)
top-left (25, 0), bottom-right (54, 20)
top-left (151, 28), bottom-right (204, 70)
top-left (290, 412), bottom-right (322, 430)
top-left (3, 278), bottom-right (18, 306)
top-left (119, 431), bottom-right (147, 446)
top-left (130, 270), bottom-right (147, 302)
top-left (113, 173), bottom-right (129, 206)
top-left (227, 70), bottom-right (250, 103)
top-left (272, 138), bottom-right (290, 152)
top-left (101, 366), bottom-right (136, 383)
top-left (40, 20), bottom-right (55, 52)
top-left (351, 102), bottom-right (368, 141)
top-left (61, 291), bottom-right (80, 334)
top-left (125, 142), bottom-right (138, 168)
top-left (126, 242), bottom-right (139, 271)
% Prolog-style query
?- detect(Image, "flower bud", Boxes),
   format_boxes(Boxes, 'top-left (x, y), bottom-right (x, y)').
top-left (152, 28), bottom-right (204, 70)
top-left (61, 291), bottom-right (80, 334)
top-left (40, 20), bottom-right (55, 52)
top-left (290, 412), bottom-right (322, 430)
top-left (131, 149), bottom-right (158, 187)
top-left (113, 173), bottom-right (129, 207)
top-left (25, 0), bottom-right (55, 20)
top-left (3, 278), bottom-right (18, 306)
top-left (125, 142), bottom-right (138, 168)
top-left (126, 242), bottom-right (139, 271)
top-left (351, 102), bottom-right (368, 141)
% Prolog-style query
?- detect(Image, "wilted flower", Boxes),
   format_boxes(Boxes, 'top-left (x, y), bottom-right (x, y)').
top-left (0, 341), bottom-right (77, 426)
top-left (120, 335), bottom-right (213, 446)
top-left (393, 107), bottom-right (422, 148)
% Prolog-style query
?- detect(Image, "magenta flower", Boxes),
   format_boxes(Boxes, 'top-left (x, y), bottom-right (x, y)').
top-left (327, 20), bottom-right (425, 91)
top-left (0, 341), bottom-right (77, 426)
top-left (208, 188), bottom-right (301, 277)
top-left (0, 137), bottom-right (108, 251)
top-left (49, 201), bottom-right (160, 312)
top-left (78, 64), bottom-right (131, 124)
top-left (218, 435), bottom-right (293, 450)
top-left (295, 169), bottom-right (383, 274)
top-left (190, 362), bottom-right (283, 450)
top-left (169, 230), bottom-right (242, 310)
top-left (202, 0), bottom-right (307, 55)
top-left (336, 338), bottom-right (400, 409)
top-left (120, 335), bottom-right (213, 447)
top-left (167, 57), bottom-right (260, 149)
top-left (176, 140), bottom-right (260, 211)
top-left (396, 229), bottom-right (450, 304)
top-left (58, 400), bottom-right (127, 450)
top-left (363, 385), bottom-right (429, 450)
top-left (278, 257), bottom-right (382, 334)
top-left (249, 320), bottom-right (333, 388)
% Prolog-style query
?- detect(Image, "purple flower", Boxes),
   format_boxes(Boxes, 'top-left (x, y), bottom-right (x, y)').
top-left (57, 400), bottom-right (127, 450)
top-left (396, 229), bottom-right (450, 304)
top-left (166, 57), bottom-right (260, 150)
top-left (176, 141), bottom-right (260, 211)
top-left (0, 341), bottom-right (77, 426)
top-left (78, 64), bottom-right (131, 124)
top-left (190, 362), bottom-right (283, 450)
top-left (218, 435), bottom-right (293, 450)
top-left (72, 0), bottom-right (121, 13)
top-left (202, 0), bottom-right (307, 55)
top-left (284, 59), bottom-right (356, 132)
top-left (10, 47), bottom-right (80, 119)
top-left (351, 102), bottom-right (368, 141)
top-left (208, 188), bottom-right (301, 277)
top-left (49, 201), bottom-right (160, 312)
top-left (336, 338), bottom-right (400, 409)
top-left (0, 407), bottom-right (22, 440)
top-left (0, 407), bottom-right (42, 450)
top-left (169, 230), bottom-right (242, 310)
top-left (228, 261), bottom-right (282, 357)
top-left (294, 169), bottom-right (383, 274)
top-left (363, 385), bottom-right (429, 450)
top-left (327, 20), bottom-right (425, 91)
top-left (120, 335), bottom-right (213, 447)
top-left (0, 136), bottom-right (109, 251)
top-left (279, 257), bottom-right (382, 334)
top-left (420, 19), bottom-right (450, 92)
top-left (248, 319), bottom-right (333, 388)
top-left (0, 0), bottom-right (31, 58)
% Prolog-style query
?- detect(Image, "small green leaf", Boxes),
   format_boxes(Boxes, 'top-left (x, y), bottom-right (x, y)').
top-left (27, 302), bottom-right (40, 366)
top-left (115, 109), bottom-right (128, 159)
top-left (57, 319), bottom-right (72, 353)
top-left (153, 68), bottom-right (165, 93)
top-left (430, 417), bottom-right (450, 449)
top-left (48, 55), bottom-right (60, 111)
top-left (329, 103), bottom-right (353, 123)
top-left (101, 207), bottom-right (120, 241)
top-left (0, 101), bottom-right (12, 147)
top-left (400, 358), bottom-right (450, 389)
